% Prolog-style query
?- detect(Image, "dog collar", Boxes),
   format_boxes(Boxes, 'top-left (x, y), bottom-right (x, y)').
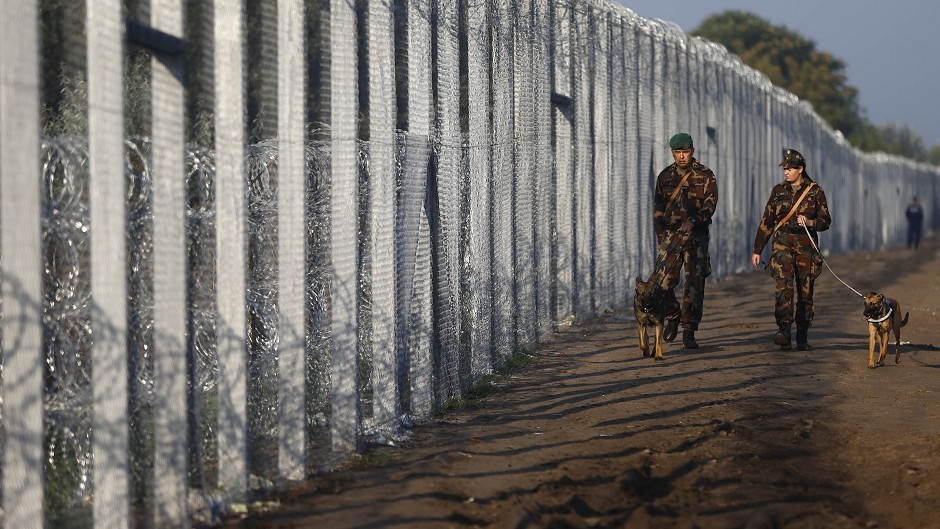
top-left (867, 307), bottom-right (892, 324)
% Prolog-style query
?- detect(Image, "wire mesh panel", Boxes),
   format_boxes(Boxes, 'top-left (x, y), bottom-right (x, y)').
top-left (847, 145), bottom-right (866, 250)
top-left (35, 0), bottom-right (97, 522)
top-left (434, 0), bottom-right (464, 402)
top-left (150, 1), bottom-right (191, 526)
top-left (466, 0), bottom-right (494, 377)
top-left (552, 0), bottom-right (574, 324)
top-left (647, 24), bottom-right (674, 271)
top-left (832, 146), bottom-right (856, 252)
top-left (664, 24), bottom-right (682, 150)
top-left (843, 143), bottom-right (859, 250)
top-left (729, 63), bottom-right (751, 268)
top-left (804, 111), bottom-right (823, 182)
top-left (765, 88), bottom-right (778, 189)
top-left (673, 32), bottom-right (689, 136)
top-left (748, 75), bottom-right (767, 219)
top-left (242, 141), bottom-right (281, 485)
top-left (228, 6), bottom-right (296, 484)
top-left (512, 0), bottom-right (536, 347)
top-left (329, 0), bottom-right (360, 453)
top-left (572, 2), bottom-right (593, 319)
top-left (532, 0), bottom-right (554, 337)
top-left (214, 0), bottom-right (249, 497)
top-left (649, 22), bottom-right (668, 175)
top-left (401, 0), bottom-right (434, 419)
top-left (396, 134), bottom-right (431, 419)
top-left (0, 1), bottom-right (44, 528)
top-left (410, 202), bottom-right (434, 417)
top-left (491, 0), bottom-right (516, 363)
top-left (366, 0), bottom-right (399, 434)
top-left (633, 18), bottom-right (656, 276)
top-left (687, 44), bottom-right (704, 161)
top-left (277, 0), bottom-right (308, 480)
top-left (750, 74), bottom-right (769, 259)
top-left (757, 80), bottom-right (776, 253)
top-left (608, 13), bottom-right (627, 307)
top-left (303, 0), bottom-right (335, 473)
top-left (839, 144), bottom-right (856, 253)
top-left (867, 152), bottom-right (884, 248)
top-left (621, 13), bottom-right (642, 281)
top-left (87, 1), bottom-right (131, 527)
top-left (592, 7), bottom-right (611, 313)
top-left (856, 148), bottom-right (876, 248)
top-left (703, 44), bottom-right (730, 276)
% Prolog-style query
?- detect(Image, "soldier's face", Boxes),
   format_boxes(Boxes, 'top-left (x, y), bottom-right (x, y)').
top-left (784, 166), bottom-right (803, 184)
top-left (672, 148), bottom-right (693, 169)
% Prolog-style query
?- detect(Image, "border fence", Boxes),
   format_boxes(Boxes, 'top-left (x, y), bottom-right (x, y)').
top-left (1, 0), bottom-right (938, 527)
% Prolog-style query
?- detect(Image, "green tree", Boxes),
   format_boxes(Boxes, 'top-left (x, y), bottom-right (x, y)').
top-left (847, 122), bottom-right (883, 153)
top-left (927, 144), bottom-right (940, 166)
top-left (872, 124), bottom-right (927, 162)
top-left (692, 10), bottom-right (865, 140)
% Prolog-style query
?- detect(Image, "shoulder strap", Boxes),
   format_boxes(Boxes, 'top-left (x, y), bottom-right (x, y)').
top-left (664, 169), bottom-right (695, 213)
top-left (772, 182), bottom-right (816, 235)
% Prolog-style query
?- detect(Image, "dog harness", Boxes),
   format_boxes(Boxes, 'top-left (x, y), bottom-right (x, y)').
top-left (867, 300), bottom-right (893, 324)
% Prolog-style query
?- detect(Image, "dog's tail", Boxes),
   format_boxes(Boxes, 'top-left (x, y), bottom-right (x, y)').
top-left (901, 312), bottom-right (910, 327)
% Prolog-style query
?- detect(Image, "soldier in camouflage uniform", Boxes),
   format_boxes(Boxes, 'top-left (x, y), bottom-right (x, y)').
top-left (751, 149), bottom-right (831, 350)
top-left (654, 133), bottom-right (719, 349)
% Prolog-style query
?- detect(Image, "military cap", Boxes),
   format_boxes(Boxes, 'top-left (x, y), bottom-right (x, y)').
top-left (669, 132), bottom-right (693, 150)
top-left (778, 148), bottom-right (806, 169)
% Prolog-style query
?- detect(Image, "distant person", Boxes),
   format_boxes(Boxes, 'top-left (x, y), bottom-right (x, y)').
top-left (905, 197), bottom-right (924, 249)
top-left (653, 132), bottom-right (719, 350)
top-left (751, 149), bottom-right (831, 351)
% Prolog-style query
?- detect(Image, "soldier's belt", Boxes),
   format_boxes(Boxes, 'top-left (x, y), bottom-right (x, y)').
top-left (777, 227), bottom-right (812, 235)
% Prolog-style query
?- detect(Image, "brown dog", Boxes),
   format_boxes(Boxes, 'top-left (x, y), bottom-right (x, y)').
top-left (634, 275), bottom-right (678, 361)
top-left (863, 292), bottom-right (910, 369)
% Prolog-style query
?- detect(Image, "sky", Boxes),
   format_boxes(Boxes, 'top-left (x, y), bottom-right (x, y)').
top-left (615, 0), bottom-right (940, 148)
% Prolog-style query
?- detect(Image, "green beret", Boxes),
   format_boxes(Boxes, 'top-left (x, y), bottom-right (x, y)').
top-left (669, 132), bottom-right (693, 150)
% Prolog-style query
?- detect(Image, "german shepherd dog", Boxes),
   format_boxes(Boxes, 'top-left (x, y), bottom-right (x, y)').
top-left (863, 292), bottom-right (910, 369)
top-left (634, 275), bottom-right (678, 361)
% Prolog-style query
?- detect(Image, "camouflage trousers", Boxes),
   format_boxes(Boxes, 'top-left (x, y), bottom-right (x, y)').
top-left (654, 231), bottom-right (711, 331)
top-left (769, 234), bottom-right (822, 327)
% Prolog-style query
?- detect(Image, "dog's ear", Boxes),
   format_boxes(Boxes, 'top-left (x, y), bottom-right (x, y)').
top-left (636, 276), bottom-right (643, 286)
top-left (876, 293), bottom-right (885, 303)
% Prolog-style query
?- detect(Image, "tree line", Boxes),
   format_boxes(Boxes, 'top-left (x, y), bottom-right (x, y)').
top-left (692, 10), bottom-right (940, 167)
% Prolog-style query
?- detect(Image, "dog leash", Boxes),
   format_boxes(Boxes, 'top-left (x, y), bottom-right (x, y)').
top-left (800, 222), bottom-right (864, 298)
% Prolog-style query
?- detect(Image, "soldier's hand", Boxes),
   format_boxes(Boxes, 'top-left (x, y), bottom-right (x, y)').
top-left (751, 254), bottom-right (761, 269)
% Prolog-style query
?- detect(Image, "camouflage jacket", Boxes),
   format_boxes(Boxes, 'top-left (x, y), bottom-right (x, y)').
top-left (654, 159), bottom-right (718, 239)
top-left (752, 176), bottom-right (831, 254)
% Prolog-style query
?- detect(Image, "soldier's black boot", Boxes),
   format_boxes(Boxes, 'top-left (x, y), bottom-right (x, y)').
top-left (682, 330), bottom-right (699, 349)
top-left (774, 324), bottom-right (791, 349)
top-left (796, 323), bottom-right (812, 351)
top-left (664, 315), bottom-right (680, 343)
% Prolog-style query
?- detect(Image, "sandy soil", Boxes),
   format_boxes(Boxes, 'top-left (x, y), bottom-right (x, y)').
top-left (219, 235), bottom-right (940, 529)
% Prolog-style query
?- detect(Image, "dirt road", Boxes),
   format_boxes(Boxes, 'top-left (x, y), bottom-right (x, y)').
top-left (221, 235), bottom-right (940, 529)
